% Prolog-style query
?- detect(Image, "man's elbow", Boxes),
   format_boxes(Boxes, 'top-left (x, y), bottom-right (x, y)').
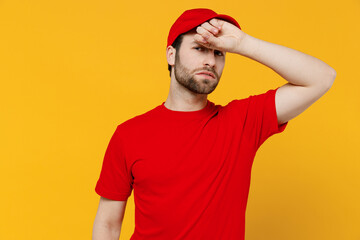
top-left (324, 67), bottom-right (336, 91)
top-left (317, 67), bottom-right (336, 94)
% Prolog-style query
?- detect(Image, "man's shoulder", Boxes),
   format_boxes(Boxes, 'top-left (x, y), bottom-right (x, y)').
top-left (116, 104), bottom-right (163, 132)
top-left (219, 95), bottom-right (251, 110)
top-left (222, 89), bottom-right (277, 108)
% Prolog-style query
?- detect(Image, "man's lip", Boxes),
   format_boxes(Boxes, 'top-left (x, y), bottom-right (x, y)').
top-left (196, 71), bottom-right (215, 78)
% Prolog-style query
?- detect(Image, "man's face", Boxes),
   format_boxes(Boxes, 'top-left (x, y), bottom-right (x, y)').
top-left (173, 31), bottom-right (225, 94)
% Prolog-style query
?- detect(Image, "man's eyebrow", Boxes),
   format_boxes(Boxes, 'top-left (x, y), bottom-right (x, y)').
top-left (190, 41), bottom-right (225, 53)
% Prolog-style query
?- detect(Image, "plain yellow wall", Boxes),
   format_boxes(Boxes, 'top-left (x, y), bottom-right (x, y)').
top-left (1, 0), bottom-right (359, 239)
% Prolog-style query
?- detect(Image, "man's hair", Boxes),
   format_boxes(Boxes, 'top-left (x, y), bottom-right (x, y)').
top-left (168, 34), bottom-right (184, 77)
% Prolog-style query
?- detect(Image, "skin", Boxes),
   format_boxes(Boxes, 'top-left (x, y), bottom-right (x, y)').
top-left (92, 17), bottom-right (337, 240)
top-left (92, 197), bottom-right (127, 240)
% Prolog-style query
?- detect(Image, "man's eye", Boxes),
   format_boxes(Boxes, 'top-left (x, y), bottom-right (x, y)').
top-left (215, 50), bottom-right (223, 56)
top-left (195, 47), bottom-right (203, 51)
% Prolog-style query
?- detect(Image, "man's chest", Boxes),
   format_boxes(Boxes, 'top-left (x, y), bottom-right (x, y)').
top-left (125, 118), bottom-right (253, 195)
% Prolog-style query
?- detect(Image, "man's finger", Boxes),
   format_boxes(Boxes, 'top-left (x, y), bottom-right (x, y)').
top-left (196, 26), bottom-right (213, 40)
top-left (194, 29), bottom-right (221, 50)
top-left (194, 34), bottom-right (208, 44)
top-left (209, 18), bottom-right (223, 30)
top-left (200, 21), bottom-right (219, 35)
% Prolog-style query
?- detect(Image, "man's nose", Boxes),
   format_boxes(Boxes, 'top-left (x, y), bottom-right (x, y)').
top-left (203, 50), bottom-right (216, 68)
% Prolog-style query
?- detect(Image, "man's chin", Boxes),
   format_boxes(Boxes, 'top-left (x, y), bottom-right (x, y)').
top-left (191, 85), bottom-right (218, 95)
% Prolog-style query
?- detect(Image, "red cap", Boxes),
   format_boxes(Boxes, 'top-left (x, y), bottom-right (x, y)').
top-left (167, 8), bottom-right (241, 47)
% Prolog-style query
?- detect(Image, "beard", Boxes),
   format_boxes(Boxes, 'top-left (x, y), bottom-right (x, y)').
top-left (174, 54), bottom-right (221, 94)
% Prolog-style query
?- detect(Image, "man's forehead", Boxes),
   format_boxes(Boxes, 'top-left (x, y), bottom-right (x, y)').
top-left (181, 31), bottom-right (198, 43)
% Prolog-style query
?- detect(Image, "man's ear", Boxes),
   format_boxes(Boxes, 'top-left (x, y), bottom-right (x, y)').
top-left (166, 45), bottom-right (176, 67)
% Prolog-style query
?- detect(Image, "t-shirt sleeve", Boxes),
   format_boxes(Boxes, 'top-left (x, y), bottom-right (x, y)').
top-left (247, 88), bottom-right (288, 148)
top-left (225, 88), bottom-right (288, 150)
top-left (95, 126), bottom-right (133, 201)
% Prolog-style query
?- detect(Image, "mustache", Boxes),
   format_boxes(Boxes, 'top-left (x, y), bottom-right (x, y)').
top-left (192, 67), bottom-right (219, 79)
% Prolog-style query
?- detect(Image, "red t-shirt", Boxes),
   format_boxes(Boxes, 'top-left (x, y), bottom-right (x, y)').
top-left (95, 89), bottom-right (287, 240)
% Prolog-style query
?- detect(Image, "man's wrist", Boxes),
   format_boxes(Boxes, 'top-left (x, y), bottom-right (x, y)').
top-left (233, 33), bottom-right (258, 57)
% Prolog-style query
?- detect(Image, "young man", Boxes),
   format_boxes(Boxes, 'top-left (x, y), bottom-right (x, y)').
top-left (92, 8), bottom-right (336, 240)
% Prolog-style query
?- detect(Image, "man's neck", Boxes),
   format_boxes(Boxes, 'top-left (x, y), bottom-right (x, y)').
top-left (164, 79), bottom-right (208, 112)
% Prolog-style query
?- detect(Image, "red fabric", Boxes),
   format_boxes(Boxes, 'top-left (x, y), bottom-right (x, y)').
top-left (95, 88), bottom-right (287, 240)
top-left (167, 8), bottom-right (241, 47)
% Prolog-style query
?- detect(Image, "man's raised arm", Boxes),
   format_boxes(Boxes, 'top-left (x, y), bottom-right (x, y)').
top-left (233, 32), bottom-right (335, 124)
top-left (194, 18), bottom-right (336, 124)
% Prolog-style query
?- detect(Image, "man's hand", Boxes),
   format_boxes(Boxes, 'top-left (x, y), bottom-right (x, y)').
top-left (194, 18), bottom-right (247, 54)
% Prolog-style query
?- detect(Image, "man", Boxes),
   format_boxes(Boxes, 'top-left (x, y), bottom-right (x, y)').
top-left (92, 8), bottom-right (336, 240)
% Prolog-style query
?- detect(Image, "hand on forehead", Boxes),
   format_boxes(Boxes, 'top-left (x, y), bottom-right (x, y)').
top-left (193, 18), bottom-right (244, 53)
top-left (194, 18), bottom-right (225, 47)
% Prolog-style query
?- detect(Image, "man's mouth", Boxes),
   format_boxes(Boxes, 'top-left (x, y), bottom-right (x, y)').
top-left (195, 71), bottom-right (216, 79)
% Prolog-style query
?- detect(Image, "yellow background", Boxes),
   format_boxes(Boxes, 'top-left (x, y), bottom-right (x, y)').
top-left (1, 0), bottom-right (359, 239)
